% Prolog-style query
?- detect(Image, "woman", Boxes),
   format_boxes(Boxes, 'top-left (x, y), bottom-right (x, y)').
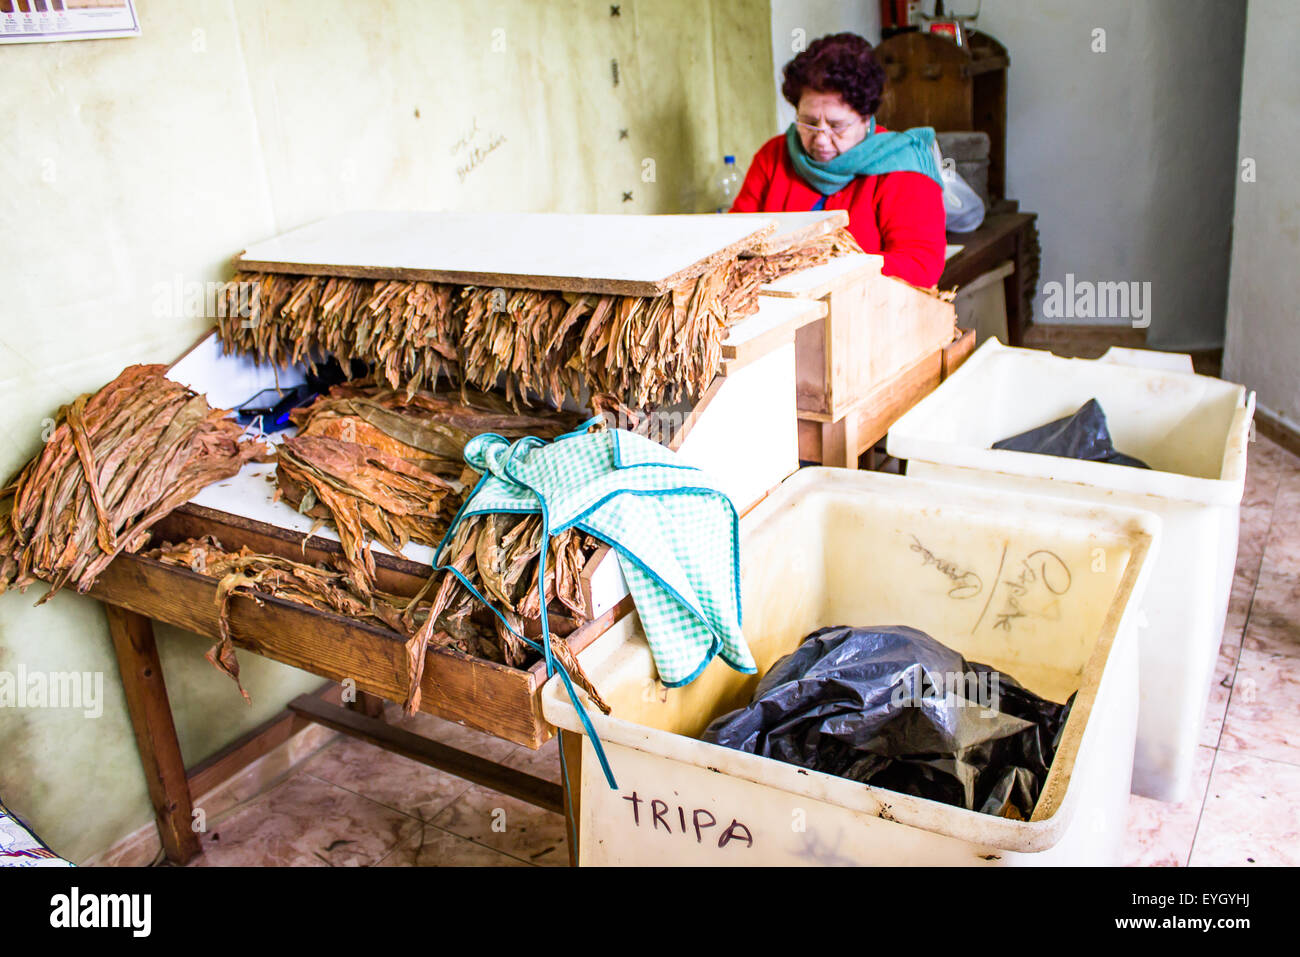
top-left (731, 33), bottom-right (946, 288)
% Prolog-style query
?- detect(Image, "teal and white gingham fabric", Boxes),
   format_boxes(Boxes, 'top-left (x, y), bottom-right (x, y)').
top-left (445, 428), bottom-right (756, 687)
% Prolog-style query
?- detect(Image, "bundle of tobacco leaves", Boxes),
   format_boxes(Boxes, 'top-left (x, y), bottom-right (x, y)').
top-left (216, 256), bottom-right (766, 410)
top-left (0, 365), bottom-right (267, 601)
top-left (271, 379), bottom-right (615, 708)
top-left (288, 380), bottom-right (585, 470)
top-left (274, 436), bottom-right (462, 596)
top-left (422, 512), bottom-right (609, 714)
top-left (145, 535), bottom-right (609, 714)
top-left (221, 274), bottom-right (461, 394)
top-left (275, 381), bottom-right (589, 594)
top-left (734, 226), bottom-right (865, 287)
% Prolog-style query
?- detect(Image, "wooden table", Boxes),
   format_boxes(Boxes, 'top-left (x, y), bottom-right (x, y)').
top-left (89, 506), bottom-right (614, 866)
top-left (92, 303), bottom-right (828, 867)
top-left (940, 211), bottom-right (1040, 346)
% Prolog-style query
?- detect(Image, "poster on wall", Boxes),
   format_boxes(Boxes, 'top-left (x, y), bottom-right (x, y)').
top-left (0, 0), bottom-right (139, 44)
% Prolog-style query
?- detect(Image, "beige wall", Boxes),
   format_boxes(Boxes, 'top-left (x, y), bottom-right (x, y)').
top-left (1223, 0), bottom-right (1300, 428)
top-left (768, 0), bottom-right (881, 132)
top-left (0, 0), bottom-right (773, 862)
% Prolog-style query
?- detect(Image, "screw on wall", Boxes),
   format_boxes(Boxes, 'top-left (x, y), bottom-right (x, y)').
top-left (618, 129), bottom-right (629, 140)
top-left (622, 191), bottom-right (633, 202)
top-left (610, 5), bottom-right (621, 16)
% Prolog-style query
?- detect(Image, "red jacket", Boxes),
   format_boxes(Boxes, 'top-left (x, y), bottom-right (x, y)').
top-left (730, 132), bottom-right (947, 288)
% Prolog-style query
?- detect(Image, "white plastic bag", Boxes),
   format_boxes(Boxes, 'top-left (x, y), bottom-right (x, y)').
top-left (932, 141), bottom-right (985, 233)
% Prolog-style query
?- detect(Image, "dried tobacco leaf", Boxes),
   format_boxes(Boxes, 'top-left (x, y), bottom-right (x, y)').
top-left (146, 535), bottom-right (609, 716)
top-left (289, 381), bottom-right (585, 468)
top-left (734, 226), bottom-right (865, 287)
top-left (273, 380), bottom-right (609, 705)
top-left (147, 536), bottom-right (436, 705)
top-left (274, 435), bottom-right (461, 596)
top-left (217, 254), bottom-right (774, 409)
top-left (0, 365), bottom-right (266, 601)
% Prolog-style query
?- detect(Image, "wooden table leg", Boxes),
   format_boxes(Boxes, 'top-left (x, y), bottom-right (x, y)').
top-left (821, 416), bottom-right (853, 469)
top-left (104, 604), bottom-right (202, 865)
top-left (1006, 217), bottom-right (1040, 347)
top-left (560, 730), bottom-right (583, 867)
top-left (348, 689), bottom-right (386, 719)
top-left (1004, 234), bottom-right (1025, 347)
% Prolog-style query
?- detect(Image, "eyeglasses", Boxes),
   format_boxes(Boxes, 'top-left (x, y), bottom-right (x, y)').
top-left (794, 117), bottom-right (863, 139)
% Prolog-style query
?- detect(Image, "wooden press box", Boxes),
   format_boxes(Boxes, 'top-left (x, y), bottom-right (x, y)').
top-left (760, 253), bottom-right (958, 422)
top-left (101, 212), bottom-right (825, 749)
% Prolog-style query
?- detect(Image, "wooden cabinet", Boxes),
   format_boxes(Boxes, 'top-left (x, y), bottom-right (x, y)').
top-left (875, 30), bottom-right (1010, 201)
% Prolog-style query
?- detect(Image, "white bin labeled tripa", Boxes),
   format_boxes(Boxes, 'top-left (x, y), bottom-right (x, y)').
top-left (542, 469), bottom-right (1158, 866)
top-left (887, 339), bottom-right (1254, 802)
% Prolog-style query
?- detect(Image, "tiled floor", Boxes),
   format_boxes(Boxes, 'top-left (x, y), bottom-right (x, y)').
top-left (186, 711), bottom-right (571, 867)
top-left (183, 435), bottom-right (1300, 867)
top-left (1124, 434), bottom-right (1300, 866)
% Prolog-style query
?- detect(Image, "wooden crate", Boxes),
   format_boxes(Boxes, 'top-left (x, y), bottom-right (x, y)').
top-left (798, 328), bottom-right (975, 469)
top-left (93, 505), bottom-right (631, 750)
top-left (761, 254), bottom-right (957, 420)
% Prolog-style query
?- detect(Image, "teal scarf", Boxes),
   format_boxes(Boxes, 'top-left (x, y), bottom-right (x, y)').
top-left (786, 117), bottom-right (943, 196)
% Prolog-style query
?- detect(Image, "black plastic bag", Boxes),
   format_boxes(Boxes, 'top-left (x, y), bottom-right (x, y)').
top-left (701, 626), bottom-right (1074, 819)
top-left (992, 398), bottom-right (1150, 469)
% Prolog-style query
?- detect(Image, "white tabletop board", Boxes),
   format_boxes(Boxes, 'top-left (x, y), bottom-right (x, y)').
top-left (235, 210), bottom-right (778, 298)
top-left (729, 210), bottom-right (849, 255)
top-left (759, 252), bottom-right (885, 299)
top-left (721, 296), bottom-right (827, 367)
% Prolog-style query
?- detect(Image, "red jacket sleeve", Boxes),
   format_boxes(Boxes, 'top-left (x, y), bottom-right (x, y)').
top-left (729, 141), bottom-right (777, 213)
top-left (871, 171), bottom-right (947, 288)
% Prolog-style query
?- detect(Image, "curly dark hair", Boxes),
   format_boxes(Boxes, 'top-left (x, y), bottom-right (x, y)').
top-left (782, 33), bottom-right (886, 118)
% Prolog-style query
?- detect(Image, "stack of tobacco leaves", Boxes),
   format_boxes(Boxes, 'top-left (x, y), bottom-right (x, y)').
top-left (145, 535), bottom-right (608, 714)
top-left (216, 254), bottom-right (767, 410)
top-left (217, 230), bottom-right (863, 411)
top-left (225, 275), bottom-right (461, 393)
top-left (271, 381), bottom-right (610, 712)
top-left (275, 381), bottom-right (586, 595)
top-left (734, 226), bottom-right (865, 287)
top-left (289, 381), bottom-right (585, 468)
top-left (0, 365), bottom-right (267, 601)
top-left (422, 512), bottom-right (608, 713)
top-left (274, 436), bottom-right (462, 597)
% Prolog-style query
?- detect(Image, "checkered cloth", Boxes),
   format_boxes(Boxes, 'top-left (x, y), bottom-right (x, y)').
top-left (446, 428), bottom-right (756, 687)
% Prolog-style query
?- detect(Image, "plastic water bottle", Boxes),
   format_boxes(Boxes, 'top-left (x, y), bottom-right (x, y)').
top-left (713, 155), bottom-right (740, 213)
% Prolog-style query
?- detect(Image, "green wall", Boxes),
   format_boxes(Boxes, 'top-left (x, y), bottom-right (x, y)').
top-left (0, 0), bottom-right (774, 862)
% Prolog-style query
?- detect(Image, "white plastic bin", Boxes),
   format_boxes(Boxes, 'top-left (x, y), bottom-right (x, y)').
top-left (542, 468), bottom-right (1158, 866)
top-left (887, 339), bottom-right (1254, 802)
